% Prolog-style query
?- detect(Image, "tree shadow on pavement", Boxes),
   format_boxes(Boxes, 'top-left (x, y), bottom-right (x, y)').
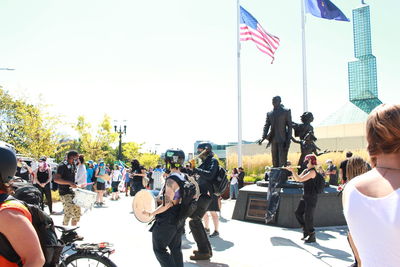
top-left (182, 233), bottom-right (195, 250)
top-left (210, 236), bottom-right (234, 252)
top-left (270, 236), bottom-right (353, 263)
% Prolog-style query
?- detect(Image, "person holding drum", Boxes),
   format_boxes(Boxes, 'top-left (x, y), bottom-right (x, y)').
top-left (143, 149), bottom-right (186, 267)
top-left (54, 150), bottom-right (81, 226)
top-left (188, 142), bottom-right (219, 261)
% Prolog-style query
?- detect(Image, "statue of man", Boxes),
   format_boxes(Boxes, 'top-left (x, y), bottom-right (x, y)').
top-left (257, 96), bottom-right (292, 167)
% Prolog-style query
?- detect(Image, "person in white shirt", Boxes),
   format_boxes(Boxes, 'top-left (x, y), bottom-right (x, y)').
top-left (229, 168), bottom-right (239, 199)
top-left (343, 104), bottom-right (400, 267)
top-left (75, 155), bottom-right (87, 186)
top-left (110, 165), bottom-right (122, 200)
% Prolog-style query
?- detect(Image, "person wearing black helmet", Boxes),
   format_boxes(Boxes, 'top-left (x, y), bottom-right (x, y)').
top-left (144, 149), bottom-right (186, 267)
top-left (0, 144), bottom-right (45, 266)
top-left (188, 142), bottom-right (219, 260)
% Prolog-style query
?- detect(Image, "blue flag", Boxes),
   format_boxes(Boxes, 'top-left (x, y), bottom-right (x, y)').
top-left (305, 0), bottom-right (349, 22)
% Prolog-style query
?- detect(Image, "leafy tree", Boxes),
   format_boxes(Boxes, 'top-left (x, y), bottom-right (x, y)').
top-left (121, 142), bottom-right (142, 162)
top-left (74, 114), bottom-right (118, 162)
top-left (0, 88), bottom-right (63, 158)
top-left (138, 153), bottom-right (161, 169)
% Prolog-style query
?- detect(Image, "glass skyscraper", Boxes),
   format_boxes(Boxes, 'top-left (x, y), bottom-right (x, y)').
top-left (348, 5), bottom-right (381, 114)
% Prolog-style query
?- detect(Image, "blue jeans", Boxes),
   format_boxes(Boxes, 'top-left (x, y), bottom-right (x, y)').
top-left (86, 184), bottom-right (93, 191)
top-left (230, 183), bottom-right (239, 199)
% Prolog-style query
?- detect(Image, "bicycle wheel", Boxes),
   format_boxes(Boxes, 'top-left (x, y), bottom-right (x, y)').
top-left (64, 253), bottom-right (117, 267)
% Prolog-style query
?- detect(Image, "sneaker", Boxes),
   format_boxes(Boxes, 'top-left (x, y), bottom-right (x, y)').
top-left (209, 231), bottom-right (219, 238)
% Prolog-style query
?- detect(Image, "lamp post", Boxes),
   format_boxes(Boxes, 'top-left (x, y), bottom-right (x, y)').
top-left (114, 120), bottom-right (127, 161)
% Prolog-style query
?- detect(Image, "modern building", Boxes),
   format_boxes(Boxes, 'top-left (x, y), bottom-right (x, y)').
top-left (348, 4), bottom-right (381, 113)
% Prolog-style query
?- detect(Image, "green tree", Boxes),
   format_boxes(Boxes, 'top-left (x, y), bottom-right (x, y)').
top-left (121, 142), bottom-right (142, 162)
top-left (0, 88), bottom-right (63, 158)
top-left (74, 114), bottom-right (118, 162)
top-left (138, 153), bottom-right (161, 169)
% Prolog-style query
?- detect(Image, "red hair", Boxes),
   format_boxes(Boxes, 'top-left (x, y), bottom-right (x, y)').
top-left (304, 154), bottom-right (317, 165)
top-left (366, 104), bottom-right (400, 166)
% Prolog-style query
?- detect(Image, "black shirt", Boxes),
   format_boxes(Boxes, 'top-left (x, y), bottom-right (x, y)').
top-left (303, 168), bottom-right (317, 196)
top-left (132, 166), bottom-right (146, 183)
top-left (57, 162), bottom-right (76, 195)
top-left (37, 169), bottom-right (49, 183)
top-left (339, 159), bottom-right (349, 182)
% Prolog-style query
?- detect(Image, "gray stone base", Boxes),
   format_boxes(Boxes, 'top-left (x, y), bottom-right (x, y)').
top-left (232, 184), bottom-right (347, 228)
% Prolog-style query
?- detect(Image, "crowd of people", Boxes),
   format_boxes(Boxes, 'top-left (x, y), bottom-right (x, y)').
top-left (1, 103), bottom-right (399, 266)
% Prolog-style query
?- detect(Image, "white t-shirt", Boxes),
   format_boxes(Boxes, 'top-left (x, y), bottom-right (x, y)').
top-left (343, 176), bottom-right (400, 267)
top-left (111, 170), bottom-right (122, 182)
top-left (230, 173), bottom-right (238, 185)
top-left (75, 164), bottom-right (87, 185)
top-left (152, 170), bottom-right (164, 190)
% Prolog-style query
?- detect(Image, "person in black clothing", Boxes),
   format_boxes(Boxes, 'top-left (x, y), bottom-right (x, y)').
top-left (339, 151), bottom-right (353, 184)
top-left (54, 150), bottom-right (80, 226)
top-left (237, 167), bottom-right (245, 189)
top-left (188, 142), bottom-right (219, 261)
top-left (285, 154), bottom-right (318, 243)
top-left (130, 159), bottom-right (147, 196)
top-left (144, 149), bottom-right (186, 267)
top-left (34, 156), bottom-right (54, 214)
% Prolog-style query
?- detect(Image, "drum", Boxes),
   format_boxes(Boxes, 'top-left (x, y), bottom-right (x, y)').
top-left (132, 190), bottom-right (157, 223)
top-left (73, 188), bottom-right (97, 210)
top-left (99, 174), bottom-right (111, 181)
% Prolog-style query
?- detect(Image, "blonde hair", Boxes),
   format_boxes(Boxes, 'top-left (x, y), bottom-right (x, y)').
top-left (346, 156), bottom-right (369, 180)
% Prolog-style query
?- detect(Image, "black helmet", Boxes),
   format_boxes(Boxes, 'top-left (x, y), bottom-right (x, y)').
top-left (0, 144), bottom-right (17, 184)
top-left (165, 149), bottom-right (185, 169)
top-left (196, 142), bottom-right (212, 152)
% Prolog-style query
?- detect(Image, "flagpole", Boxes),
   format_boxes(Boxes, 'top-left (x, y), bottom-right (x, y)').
top-left (301, 0), bottom-right (308, 112)
top-left (237, 0), bottom-right (243, 168)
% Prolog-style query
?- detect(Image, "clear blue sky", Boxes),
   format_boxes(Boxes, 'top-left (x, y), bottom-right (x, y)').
top-left (0, 0), bottom-right (398, 154)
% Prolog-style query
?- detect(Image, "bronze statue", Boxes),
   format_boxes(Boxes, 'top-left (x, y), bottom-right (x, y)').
top-left (257, 96), bottom-right (292, 167)
top-left (292, 112), bottom-right (329, 173)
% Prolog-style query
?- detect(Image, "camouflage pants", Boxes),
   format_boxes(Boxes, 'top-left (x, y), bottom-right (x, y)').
top-left (60, 194), bottom-right (81, 225)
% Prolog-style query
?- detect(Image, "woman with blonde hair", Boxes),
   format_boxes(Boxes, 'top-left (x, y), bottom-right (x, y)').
top-left (343, 104), bottom-right (400, 266)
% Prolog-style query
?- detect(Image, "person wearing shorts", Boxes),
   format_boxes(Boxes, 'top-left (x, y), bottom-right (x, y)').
top-left (203, 194), bottom-right (220, 238)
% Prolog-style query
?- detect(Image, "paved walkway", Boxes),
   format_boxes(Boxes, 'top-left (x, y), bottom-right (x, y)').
top-left (50, 193), bottom-right (354, 267)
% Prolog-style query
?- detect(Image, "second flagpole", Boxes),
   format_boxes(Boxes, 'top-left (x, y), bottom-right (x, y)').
top-left (301, 0), bottom-right (308, 112)
top-left (237, 0), bottom-right (243, 168)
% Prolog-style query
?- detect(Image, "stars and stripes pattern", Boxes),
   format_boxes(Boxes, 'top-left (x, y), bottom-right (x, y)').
top-left (240, 6), bottom-right (280, 63)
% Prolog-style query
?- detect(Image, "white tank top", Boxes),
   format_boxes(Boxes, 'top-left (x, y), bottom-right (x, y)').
top-left (343, 177), bottom-right (400, 267)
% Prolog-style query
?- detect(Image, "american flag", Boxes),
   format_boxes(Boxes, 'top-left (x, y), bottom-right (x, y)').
top-left (240, 6), bottom-right (280, 63)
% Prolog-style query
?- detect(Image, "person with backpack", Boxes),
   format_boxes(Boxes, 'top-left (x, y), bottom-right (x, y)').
top-left (0, 144), bottom-right (45, 267)
top-left (285, 154), bottom-right (319, 243)
top-left (144, 149), bottom-right (187, 267)
top-left (54, 150), bottom-right (81, 226)
top-left (33, 156), bottom-right (54, 214)
top-left (188, 142), bottom-right (219, 261)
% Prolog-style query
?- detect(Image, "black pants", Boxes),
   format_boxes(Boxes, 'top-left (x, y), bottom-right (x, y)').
top-left (189, 194), bottom-right (212, 254)
top-left (130, 180), bottom-right (144, 196)
top-left (271, 142), bottom-right (288, 167)
top-left (151, 219), bottom-right (183, 267)
top-left (295, 194), bottom-right (317, 234)
top-left (34, 183), bottom-right (53, 213)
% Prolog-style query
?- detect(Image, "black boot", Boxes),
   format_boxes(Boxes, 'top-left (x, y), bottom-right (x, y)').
top-left (305, 232), bottom-right (316, 243)
top-left (301, 232), bottom-right (309, 240)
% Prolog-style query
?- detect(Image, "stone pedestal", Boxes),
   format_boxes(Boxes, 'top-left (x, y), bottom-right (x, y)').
top-left (231, 184), bottom-right (346, 228)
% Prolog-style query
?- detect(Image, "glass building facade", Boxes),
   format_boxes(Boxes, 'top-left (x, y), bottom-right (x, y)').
top-left (348, 5), bottom-right (381, 114)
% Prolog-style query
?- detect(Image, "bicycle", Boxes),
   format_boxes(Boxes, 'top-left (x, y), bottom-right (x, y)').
top-left (55, 225), bottom-right (117, 267)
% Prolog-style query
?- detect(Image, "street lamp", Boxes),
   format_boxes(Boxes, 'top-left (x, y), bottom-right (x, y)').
top-left (114, 120), bottom-right (127, 161)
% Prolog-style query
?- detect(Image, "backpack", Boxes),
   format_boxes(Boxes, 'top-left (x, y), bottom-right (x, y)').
top-left (166, 175), bottom-right (198, 225)
top-left (314, 171), bottom-right (326, 194)
top-left (0, 194), bottom-right (63, 267)
top-left (11, 178), bottom-right (42, 205)
top-left (212, 167), bottom-right (229, 196)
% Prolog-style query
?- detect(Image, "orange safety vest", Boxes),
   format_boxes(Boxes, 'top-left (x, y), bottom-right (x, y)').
top-left (0, 197), bottom-right (32, 267)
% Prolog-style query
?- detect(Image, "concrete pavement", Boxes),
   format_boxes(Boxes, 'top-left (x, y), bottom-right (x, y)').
top-left (50, 193), bottom-right (354, 267)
